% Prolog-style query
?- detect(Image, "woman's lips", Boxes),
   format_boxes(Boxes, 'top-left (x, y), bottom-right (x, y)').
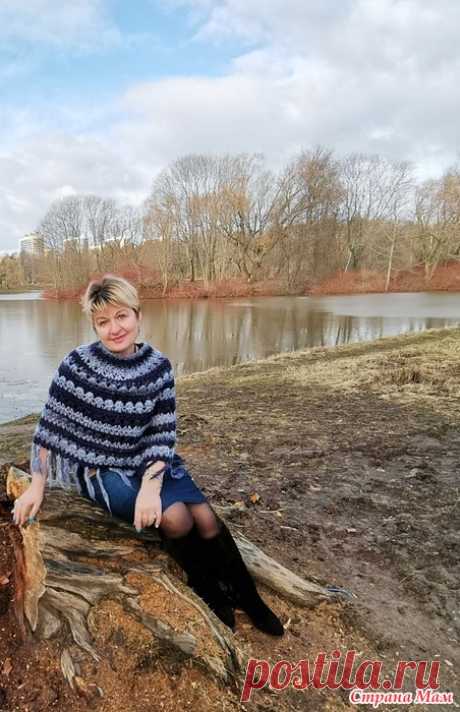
top-left (111, 334), bottom-right (127, 343)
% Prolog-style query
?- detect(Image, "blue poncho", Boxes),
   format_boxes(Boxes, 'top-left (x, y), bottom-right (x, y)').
top-left (31, 340), bottom-right (178, 505)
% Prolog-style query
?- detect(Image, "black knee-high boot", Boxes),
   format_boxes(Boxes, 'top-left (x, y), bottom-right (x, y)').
top-left (200, 519), bottom-right (284, 637)
top-left (161, 526), bottom-right (235, 629)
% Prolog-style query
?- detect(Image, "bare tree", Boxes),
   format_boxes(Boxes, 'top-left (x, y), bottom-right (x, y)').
top-left (39, 196), bottom-right (82, 248)
top-left (146, 154), bottom-right (252, 288)
top-left (370, 161), bottom-right (414, 290)
top-left (0, 254), bottom-right (24, 289)
top-left (82, 195), bottom-right (116, 247)
top-left (277, 147), bottom-right (342, 285)
top-left (413, 167), bottom-right (460, 281)
top-left (216, 154), bottom-right (283, 282)
top-left (38, 196), bottom-right (86, 290)
top-left (339, 154), bottom-right (411, 272)
top-left (105, 204), bottom-right (144, 277)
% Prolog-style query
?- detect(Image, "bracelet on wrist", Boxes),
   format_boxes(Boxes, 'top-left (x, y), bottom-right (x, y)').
top-left (142, 463), bottom-right (167, 482)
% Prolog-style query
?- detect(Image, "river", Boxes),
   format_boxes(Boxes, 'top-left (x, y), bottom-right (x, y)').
top-left (1, 291), bottom-right (459, 422)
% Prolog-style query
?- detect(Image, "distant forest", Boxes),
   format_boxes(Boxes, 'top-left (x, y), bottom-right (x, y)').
top-left (2, 148), bottom-right (460, 296)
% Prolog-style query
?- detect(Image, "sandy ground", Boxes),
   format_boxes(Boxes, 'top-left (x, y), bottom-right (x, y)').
top-left (0, 328), bottom-right (459, 711)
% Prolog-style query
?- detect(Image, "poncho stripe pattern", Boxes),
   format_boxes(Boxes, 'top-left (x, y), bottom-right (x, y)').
top-left (31, 341), bottom-right (179, 505)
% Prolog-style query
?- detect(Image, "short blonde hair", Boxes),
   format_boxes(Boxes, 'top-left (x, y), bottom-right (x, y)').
top-left (81, 275), bottom-right (140, 316)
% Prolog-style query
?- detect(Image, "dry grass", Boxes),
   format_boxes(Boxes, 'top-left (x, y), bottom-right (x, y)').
top-left (177, 326), bottom-right (460, 427)
top-left (311, 262), bottom-right (460, 295)
top-left (274, 328), bottom-right (460, 425)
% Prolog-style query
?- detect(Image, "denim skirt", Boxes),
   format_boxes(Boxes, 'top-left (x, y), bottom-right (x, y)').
top-left (77, 454), bottom-right (207, 524)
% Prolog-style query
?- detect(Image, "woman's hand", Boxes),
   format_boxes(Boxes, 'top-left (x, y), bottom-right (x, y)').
top-left (134, 483), bottom-right (162, 531)
top-left (12, 479), bottom-right (45, 526)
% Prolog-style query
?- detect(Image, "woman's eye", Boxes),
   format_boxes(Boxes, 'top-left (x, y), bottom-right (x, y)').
top-left (118, 313), bottom-right (128, 319)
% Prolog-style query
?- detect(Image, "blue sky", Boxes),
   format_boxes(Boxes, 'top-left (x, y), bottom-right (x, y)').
top-left (1, 1), bottom-right (238, 136)
top-left (1, 0), bottom-right (460, 252)
top-left (1, 2), bottom-right (236, 104)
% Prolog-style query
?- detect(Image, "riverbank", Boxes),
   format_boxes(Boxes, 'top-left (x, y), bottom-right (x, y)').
top-left (310, 263), bottom-right (460, 295)
top-left (1, 329), bottom-right (459, 710)
top-left (40, 277), bottom-right (297, 301)
top-left (8, 262), bottom-right (460, 301)
top-left (0, 286), bottom-right (42, 295)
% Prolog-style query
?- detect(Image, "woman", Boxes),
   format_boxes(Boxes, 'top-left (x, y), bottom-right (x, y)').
top-left (12, 274), bottom-right (283, 636)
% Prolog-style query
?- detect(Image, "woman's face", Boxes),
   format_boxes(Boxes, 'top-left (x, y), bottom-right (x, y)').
top-left (92, 303), bottom-right (141, 357)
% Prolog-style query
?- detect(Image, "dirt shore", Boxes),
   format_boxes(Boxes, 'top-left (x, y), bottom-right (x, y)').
top-left (1, 328), bottom-right (459, 711)
top-left (12, 262), bottom-right (460, 301)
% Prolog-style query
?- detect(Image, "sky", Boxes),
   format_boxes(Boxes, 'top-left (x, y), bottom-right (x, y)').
top-left (1, 0), bottom-right (459, 252)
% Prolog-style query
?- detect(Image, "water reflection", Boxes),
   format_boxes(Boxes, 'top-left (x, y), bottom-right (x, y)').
top-left (1, 292), bottom-right (459, 422)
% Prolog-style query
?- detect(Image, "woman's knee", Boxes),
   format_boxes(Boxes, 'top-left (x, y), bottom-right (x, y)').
top-left (189, 503), bottom-right (221, 539)
top-left (160, 502), bottom-right (194, 538)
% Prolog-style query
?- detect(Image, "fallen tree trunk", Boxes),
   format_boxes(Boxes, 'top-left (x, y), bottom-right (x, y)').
top-left (5, 465), bottom-right (349, 694)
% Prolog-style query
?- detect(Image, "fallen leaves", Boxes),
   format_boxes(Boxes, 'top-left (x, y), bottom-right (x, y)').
top-left (231, 500), bottom-right (247, 511)
top-left (2, 658), bottom-right (12, 677)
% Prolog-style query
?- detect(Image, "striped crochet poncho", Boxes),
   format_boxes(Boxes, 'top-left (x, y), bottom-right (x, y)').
top-left (31, 340), bottom-right (178, 500)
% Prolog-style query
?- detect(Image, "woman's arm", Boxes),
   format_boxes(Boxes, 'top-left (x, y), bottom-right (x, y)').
top-left (31, 446), bottom-right (49, 487)
top-left (134, 356), bottom-right (176, 530)
top-left (13, 447), bottom-right (48, 526)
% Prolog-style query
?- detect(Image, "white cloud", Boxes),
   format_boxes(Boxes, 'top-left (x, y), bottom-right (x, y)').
top-left (0, 0), bottom-right (120, 50)
top-left (178, 0), bottom-right (460, 70)
top-left (130, 0), bottom-right (460, 174)
top-left (0, 131), bottom-right (148, 252)
top-left (1, 0), bottom-right (460, 251)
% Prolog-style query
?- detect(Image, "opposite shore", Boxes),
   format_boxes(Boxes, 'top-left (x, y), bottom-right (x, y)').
top-left (3, 264), bottom-right (460, 300)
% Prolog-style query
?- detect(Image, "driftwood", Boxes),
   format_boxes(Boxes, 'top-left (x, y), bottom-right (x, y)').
top-left (6, 465), bottom-right (349, 692)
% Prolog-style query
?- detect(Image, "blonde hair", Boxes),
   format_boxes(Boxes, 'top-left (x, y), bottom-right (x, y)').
top-left (81, 275), bottom-right (140, 316)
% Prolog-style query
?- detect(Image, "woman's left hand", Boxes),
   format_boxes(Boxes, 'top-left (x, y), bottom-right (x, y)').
top-left (134, 486), bottom-right (162, 531)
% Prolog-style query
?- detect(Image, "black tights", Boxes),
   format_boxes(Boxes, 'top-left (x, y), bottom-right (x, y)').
top-left (159, 501), bottom-right (220, 540)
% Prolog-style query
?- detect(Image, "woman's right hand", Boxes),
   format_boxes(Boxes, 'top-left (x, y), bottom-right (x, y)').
top-left (12, 481), bottom-right (45, 526)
